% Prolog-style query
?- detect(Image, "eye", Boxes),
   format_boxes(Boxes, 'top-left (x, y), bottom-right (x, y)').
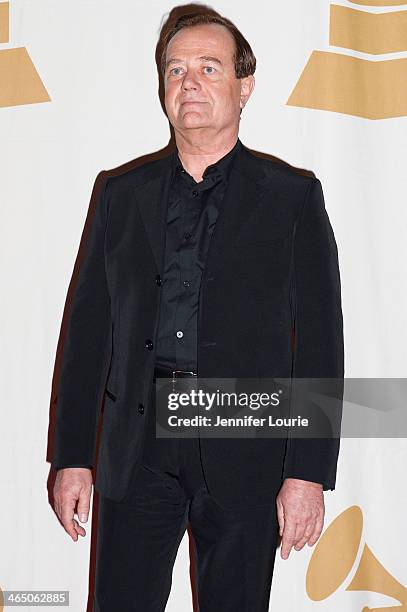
top-left (203, 66), bottom-right (216, 74)
top-left (169, 67), bottom-right (183, 76)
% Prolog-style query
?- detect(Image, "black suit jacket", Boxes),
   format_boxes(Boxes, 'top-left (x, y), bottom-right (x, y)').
top-left (52, 141), bottom-right (344, 508)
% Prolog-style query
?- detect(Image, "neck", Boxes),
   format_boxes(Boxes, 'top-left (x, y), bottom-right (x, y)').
top-left (174, 128), bottom-right (239, 182)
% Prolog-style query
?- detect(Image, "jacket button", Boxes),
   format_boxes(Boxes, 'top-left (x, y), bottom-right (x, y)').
top-left (155, 274), bottom-right (161, 286)
top-left (145, 339), bottom-right (153, 350)
top-left (138, 403), bottom-right (144, 414)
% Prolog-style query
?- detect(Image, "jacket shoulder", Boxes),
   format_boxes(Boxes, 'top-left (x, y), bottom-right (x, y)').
top-left (244, 147), bottom-right (317, 187)
top-left (101, 153), bottom-right (173, 192)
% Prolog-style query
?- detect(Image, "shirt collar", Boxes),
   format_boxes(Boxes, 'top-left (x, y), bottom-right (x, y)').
top-left (172, 138), bottom-right (242, 184)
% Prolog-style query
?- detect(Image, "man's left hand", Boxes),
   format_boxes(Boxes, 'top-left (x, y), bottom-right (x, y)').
top-left (276, 478), bottom-right (324, 560)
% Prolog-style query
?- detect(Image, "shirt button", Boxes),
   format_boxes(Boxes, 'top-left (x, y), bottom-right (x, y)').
top-left (145, 339), bottom-right (153, 350)
top-left (138, 403), bottom-right (145, 414)
top-left (192, 190), bottom-right (199, 197)
top-left (155, 274), bottom-right (162, 286)
top-left (183, 280), bottom-right (190, 288)
top-left (176, 331), bottom-right (184, 338)
top-left (183, 232), bottom-right (191, 241)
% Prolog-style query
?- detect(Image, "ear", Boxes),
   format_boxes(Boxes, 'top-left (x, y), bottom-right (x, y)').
top-left (239, 75), bottom-right (255, 111)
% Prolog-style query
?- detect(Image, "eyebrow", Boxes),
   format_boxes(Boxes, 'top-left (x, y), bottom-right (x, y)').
top-left (165, 55), bottom-right (223, 69)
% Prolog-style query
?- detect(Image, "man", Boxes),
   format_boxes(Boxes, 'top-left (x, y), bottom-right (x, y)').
top-left (52, 8), bottom-right (344, 612)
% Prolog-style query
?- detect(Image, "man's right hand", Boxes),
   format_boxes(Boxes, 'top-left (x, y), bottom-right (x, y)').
top-left (53, 468), bottom-right (93, 541)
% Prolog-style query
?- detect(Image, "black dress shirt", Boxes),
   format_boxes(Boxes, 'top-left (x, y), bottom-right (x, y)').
top-left (154, 138), bottom-right (242, 372)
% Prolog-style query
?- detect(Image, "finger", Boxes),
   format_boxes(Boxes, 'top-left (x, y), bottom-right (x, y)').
top-left (307, 512), bottom-right (325, 546)
top-left (77, 489), bottom-right (91, 523)
top-left (55, 500), bottom-right (63, 524)
top-left (72, 518), bottom-right (86, 537)
top-left (61, 499), bottom-right (79, 541)
top-left (276, 499), bottom-right (285, 537)
top-left (294, 521), bottom-right (316, 550)
top-left (62, 517), bottom-right (79, 541)
top-left (292, 521), bottom-right (307, 546)
top-left (280, 521), bottom-right (297, 560)
top-left (293, 515), bottom-right (315, 546)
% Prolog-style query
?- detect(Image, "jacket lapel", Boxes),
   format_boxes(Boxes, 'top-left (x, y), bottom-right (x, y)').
top-left (133, 154), bottom-right (174, 273)
top-left (206, 144), bottom-right (271, 255)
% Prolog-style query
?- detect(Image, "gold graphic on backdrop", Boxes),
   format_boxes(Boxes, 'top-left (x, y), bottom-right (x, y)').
top-left (287, 0), bottom-right (407, 119)
top-left (0, 1), bottom-right (8, 42)
top-left (307, 505), bottom-right (407, 611)
top-left (330, 5), bottom-right (407, 54)
top-left (0, 1), bottom-right (50, 108)
top-left (349, 0), bottom-right (407, 5)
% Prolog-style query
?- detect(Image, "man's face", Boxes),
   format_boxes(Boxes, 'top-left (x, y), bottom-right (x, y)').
top-left (164, 23), bottom-right (254, 136)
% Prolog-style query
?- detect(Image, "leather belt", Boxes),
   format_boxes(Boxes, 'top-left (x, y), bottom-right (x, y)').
top-left (153, 364), bottom-right (198, 382)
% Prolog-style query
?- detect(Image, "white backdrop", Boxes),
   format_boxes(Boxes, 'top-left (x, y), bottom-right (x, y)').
top-left (1, 1), bottom-right (406, 610)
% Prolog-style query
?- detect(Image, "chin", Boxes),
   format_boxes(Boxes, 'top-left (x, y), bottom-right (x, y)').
top-left (180, 113), bottom-right (210, 125)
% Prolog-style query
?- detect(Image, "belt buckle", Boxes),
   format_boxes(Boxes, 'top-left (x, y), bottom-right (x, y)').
top-left (171, 369), bottom-right (197, 390)
top-left (172, 369), bottom-right (196, 377)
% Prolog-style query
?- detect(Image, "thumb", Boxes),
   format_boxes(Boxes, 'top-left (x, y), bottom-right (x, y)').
top-left (77, 489), bottom-right (91, 523)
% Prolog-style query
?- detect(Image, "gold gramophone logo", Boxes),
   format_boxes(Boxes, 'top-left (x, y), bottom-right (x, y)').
top-left (0, 1), bottom-right (50, 107)
top-left (307, 505), bottom-right (407, 610)
top-left (288, 0), bottom-right (407, 119)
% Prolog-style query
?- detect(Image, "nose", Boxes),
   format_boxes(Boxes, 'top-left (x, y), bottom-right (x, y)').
top-left (181, 69), bottom-right (201, 91)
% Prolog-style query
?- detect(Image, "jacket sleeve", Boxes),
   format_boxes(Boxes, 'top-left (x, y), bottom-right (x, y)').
top-left (52, 172), bottom-right (112, 469)
top-left (282, 178), bottom-right (344, 490)
top-left (54, 465), bottom-right (93, 471)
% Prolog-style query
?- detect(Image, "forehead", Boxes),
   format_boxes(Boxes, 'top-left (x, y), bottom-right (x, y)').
top-left (166, 23), bottom-right (235, 59)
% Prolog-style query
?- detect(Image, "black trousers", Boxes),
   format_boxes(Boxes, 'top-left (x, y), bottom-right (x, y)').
top-left (93, 375), bottom-right (280, 611)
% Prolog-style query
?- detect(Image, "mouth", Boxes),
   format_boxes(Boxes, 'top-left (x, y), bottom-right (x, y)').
top-left (181, 101), bottom-right (206, 106)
